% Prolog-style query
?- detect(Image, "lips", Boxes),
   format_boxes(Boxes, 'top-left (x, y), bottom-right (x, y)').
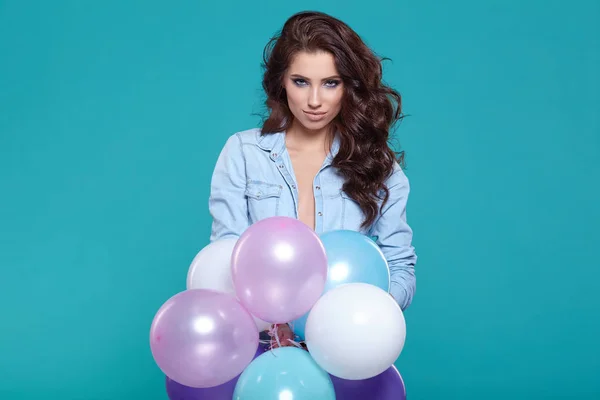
top-left (303, 110), bottom-right (327, 121)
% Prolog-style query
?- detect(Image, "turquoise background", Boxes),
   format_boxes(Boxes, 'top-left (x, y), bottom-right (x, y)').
top-left (1, 1), bottom-right (598, 399)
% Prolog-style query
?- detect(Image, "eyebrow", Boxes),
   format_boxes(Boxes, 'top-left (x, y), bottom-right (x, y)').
top-left (289, 74), bottom-right (342, 81)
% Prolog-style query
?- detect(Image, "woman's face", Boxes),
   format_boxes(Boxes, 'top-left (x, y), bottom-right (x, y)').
top-left (284, 51), bottom-right (344, 133)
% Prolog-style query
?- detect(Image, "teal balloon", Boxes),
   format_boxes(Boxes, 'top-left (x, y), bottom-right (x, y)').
top-left (233, 347), bottom-right (336, 400)
top-left (292, 230), bottom-right (390, 340)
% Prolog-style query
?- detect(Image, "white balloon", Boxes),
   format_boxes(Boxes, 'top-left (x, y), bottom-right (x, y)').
top-left (186, 238), bottom-right (237, 292)
top-left (305, 283), bottom-right (406, 380)
top-left (186, 238), bottom-right (271, 332)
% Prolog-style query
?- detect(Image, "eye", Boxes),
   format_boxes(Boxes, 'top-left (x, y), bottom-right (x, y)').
top-left (324, 79), bottom-right (341, 88)
top-left (292, 78), bottom-right (308, 87)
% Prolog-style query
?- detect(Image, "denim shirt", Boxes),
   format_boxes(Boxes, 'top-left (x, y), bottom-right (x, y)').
top-left (208, 128), bottom-right (417, 310)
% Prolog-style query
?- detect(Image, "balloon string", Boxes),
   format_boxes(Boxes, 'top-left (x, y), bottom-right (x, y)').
top-left (268, 324), bottom-right (282, 349)
top-left (262, 323), bottom-right (306, 352)
top-left (286, 339), bottom-right (304, 349)
top-left (286, 321), bottom-right (307, 350)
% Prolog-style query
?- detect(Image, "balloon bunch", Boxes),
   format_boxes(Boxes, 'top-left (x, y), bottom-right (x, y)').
top-left (150, 216), bottom-right (407, 399)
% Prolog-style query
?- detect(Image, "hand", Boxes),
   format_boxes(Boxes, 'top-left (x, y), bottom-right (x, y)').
top-left (269, 324), bottom-right (296, 348)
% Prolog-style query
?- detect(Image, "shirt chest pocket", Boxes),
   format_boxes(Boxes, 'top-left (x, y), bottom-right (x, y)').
top-left (245, 181), bottom-right (283, 223)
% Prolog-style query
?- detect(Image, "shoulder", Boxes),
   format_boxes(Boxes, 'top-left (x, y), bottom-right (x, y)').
top-left (220, 127), bottom-right (283, 155)
top-left (225, 127), bottom-right (262, 146)
top-left (216, 127), bottom-right (262, 157)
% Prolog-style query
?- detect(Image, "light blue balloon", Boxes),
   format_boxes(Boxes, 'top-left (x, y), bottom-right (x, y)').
top-left (292, 230), bottom-right (390, 340)
top-left (290, 312), bottom-right (309, 341)
top-left (233, 347), bottom-right (336, 400)
top-left (320, 230), bottom-right (390, 292)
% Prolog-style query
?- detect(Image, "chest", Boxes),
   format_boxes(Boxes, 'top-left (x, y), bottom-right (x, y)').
top-left (288, 150), bottom-right (324, 194)
top-left (242, 147), bottom-right (370, 234)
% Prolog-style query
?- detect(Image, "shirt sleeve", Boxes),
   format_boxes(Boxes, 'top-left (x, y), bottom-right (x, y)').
top-left (369, 165), bottom-right (417, 311)
top-left (209, 133), bottom-right (250, 242)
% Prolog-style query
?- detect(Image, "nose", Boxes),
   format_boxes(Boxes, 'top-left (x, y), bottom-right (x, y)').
top-left (307, 87), bottom-right (322, 109)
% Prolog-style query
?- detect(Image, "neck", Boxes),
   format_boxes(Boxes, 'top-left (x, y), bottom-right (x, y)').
top-left (285, 120), bottom-right (333, 153)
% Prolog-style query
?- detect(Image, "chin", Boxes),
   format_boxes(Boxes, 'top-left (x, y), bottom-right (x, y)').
top-left (299, 118), bottom-right (332, 132)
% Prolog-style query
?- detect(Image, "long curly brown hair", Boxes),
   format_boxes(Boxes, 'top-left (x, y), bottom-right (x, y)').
top-left (260, 11), bottom-right (405, 228)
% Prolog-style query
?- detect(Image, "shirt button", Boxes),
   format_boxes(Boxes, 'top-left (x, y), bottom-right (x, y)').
top-left (279, 165), bottom-right (284, 169)
top-left (272, 153), bottom-right (278, 157)
top-left (315, 186), bottom-right (321, 190)
top-left (318, 212), bottom-right (323, 216)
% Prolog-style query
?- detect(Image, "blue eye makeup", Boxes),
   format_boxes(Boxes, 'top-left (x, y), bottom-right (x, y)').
top-left (324, 79), bottom-right (341, 88)
top-left (292, 78), bottom-right (308, 87)
top-left (290, 78), bottom-right (341, 88)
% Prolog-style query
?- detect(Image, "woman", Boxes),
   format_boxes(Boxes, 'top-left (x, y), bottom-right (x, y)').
top-left (208, 11), bottom-right (417, 347)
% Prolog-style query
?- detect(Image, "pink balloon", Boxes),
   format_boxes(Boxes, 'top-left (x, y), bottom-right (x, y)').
top-left (149, 289), bottom-right (259, 388)
top-left (231, 216), bottom-right (328, 323)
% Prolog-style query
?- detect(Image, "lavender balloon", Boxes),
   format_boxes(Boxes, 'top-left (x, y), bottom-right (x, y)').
top-left (165, 346), bottom-right (267, 400)
top-left (149, 289), bottom-right (259, 388)
top-left (330, 366), bottom-right (406, 400)
top-left (231, 216), bottom-right (328, 323)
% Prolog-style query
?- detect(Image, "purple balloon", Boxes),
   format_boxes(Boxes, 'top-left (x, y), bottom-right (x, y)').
top-left (330, 366), bottom-right (406, 400)
top-left (165, 346), bottom-right (266, 400)
top-left (149, 289), bottom-right (259, 388)
top-left (231, 216), bottom-right (328, 323)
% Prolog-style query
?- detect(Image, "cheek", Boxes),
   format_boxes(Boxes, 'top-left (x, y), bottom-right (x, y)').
top-left (285, 87), bottom-right (302, 108)
top-left (328, 89), bottom-right (344, 111)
